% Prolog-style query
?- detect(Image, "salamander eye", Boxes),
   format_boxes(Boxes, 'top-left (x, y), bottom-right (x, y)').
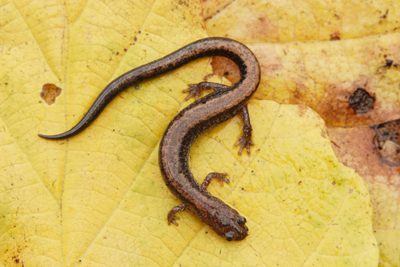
top-left (237, 216), bottom-right (246, 225)
top-left (225, 231), bottom-right (235, 241)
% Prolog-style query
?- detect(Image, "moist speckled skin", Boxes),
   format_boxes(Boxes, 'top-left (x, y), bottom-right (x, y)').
top-left (39, 38), bottom-right (261, 241)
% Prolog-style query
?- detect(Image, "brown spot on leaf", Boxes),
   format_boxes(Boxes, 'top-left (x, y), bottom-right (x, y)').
top-left (40, 83), bottom-right (61, 105)
top-left (349, 88), bottom-right (375, 114)
top-left (6, 244), bottom-right (26, 267)
top-left (330, 31), bottom-right (341, 41)
top-left (377, 59), bottom-right (399, 73)
top-left (380, 9), bottom-right (389, 20)
top-left (384, 59), bottom-right (393, 68)
top-left (315, 75), bottom-right (390, 127)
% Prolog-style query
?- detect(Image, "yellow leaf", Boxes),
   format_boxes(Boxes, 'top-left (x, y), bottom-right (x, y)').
top-left (0, 0), bottom-right (377, 266)
top-left (205, 0), bottom-right (400, 43)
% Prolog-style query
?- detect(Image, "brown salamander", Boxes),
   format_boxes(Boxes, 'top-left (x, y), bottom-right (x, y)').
top-left (39, 37), bottom-right (261, 241)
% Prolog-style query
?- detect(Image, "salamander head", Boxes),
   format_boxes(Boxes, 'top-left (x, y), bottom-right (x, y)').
top-left (222, 215), bottom-right (248, 241)
top-left (195, 196), bottom-right (249, 241)
top-left (204, 202), bottom-right (248, 241)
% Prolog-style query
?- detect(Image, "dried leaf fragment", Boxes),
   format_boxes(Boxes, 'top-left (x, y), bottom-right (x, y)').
top-left (40, 83), bottom-right (61, 105)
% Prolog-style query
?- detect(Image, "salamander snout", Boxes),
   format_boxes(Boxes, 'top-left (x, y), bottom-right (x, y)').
top-left (224, 216), bottom-right (248, 241)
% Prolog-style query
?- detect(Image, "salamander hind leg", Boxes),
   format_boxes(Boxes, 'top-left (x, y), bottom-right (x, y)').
top-left (168, 202), bottom-right (190, 226)
top-left (200, 172), bottom-right (229, 192)
top-left (235, 104), bottom-right (254, 155)
top-left (183, 82), bottom-right (229, 101)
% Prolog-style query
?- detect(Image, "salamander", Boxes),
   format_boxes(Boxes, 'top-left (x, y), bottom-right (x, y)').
top-left (39, 37), bottom-right (261, 241)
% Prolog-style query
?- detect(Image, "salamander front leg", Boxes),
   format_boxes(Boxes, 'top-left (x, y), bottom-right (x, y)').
top-left (235, 105), bottom-right (254, 155)
top-left (168, 202), bottom-right (190, 226)
top-left (183, 82), bottom-right (229, 100)
top-left (200, 172), bottom-right (229, 192)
